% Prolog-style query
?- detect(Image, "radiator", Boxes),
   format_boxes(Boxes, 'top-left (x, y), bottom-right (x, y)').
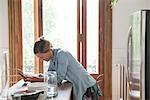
top-left (113, 64), bottom-right (129, 100)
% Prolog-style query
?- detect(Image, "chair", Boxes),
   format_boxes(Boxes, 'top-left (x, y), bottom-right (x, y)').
top-left (96, 74), bottom-right (104, 98)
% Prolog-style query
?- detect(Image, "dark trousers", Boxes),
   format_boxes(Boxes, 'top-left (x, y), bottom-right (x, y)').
top-left (82, 84), bottom-right (102, 100)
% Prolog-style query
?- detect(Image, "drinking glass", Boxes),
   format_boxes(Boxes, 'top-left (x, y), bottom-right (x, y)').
top-left (45, 71), bottom-right (58, 97)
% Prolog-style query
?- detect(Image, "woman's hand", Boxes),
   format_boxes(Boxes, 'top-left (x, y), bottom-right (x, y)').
top-left (57, 81), bottom-right (63, 87)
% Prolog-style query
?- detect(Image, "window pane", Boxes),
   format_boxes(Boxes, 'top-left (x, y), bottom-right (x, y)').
top-left (22, 0), bottom-right (34, 74)
top-left (43, 0), bottom-right (77, 59)
top-left (87, 0), bottom-right (99, 74)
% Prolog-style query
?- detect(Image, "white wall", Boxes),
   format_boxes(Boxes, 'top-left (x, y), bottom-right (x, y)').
top-left (0, 0), bottom-right (8, 49)
top-left (112, 0), bottom-right (150, 99)
top-left (0, 0), bottom-right (8, 94)
top-left (146, 0), bottom-right (150, 8)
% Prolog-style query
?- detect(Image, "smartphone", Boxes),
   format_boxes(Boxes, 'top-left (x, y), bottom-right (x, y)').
top-left (17, 69), bottom-right (25, 78)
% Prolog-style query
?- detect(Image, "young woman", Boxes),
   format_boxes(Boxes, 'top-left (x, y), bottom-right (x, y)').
top-left (24, 38), bottom-right (101, 100)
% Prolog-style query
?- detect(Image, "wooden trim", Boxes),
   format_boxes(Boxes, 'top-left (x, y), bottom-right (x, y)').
top-left (18, 0), bottom-right (23, 71)
top-left (38, 0), bottom-right (43, 37)
top-left (34, 0), bottom-right (39, 74)
top-left (8, 0), bottom-right (13, 85)
top-left (99, 0), bottom-right (105, 98)
top-left (38, 0), bottom-right (43, 73)
top-left (82, 0), bottom-right (87, 68)
top-left (77, 0), bottom-right (80, 62)
top-left (103, 0), bottom-right (112, 99)
top-left (8, 0), bottom-right (22, 85)
top-left (34, 0), bottom-right (43, 74)
top-left (99, 0), bottom-right (104, 79)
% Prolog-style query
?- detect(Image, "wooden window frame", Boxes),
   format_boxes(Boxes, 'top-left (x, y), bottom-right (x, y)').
top-left (8, 0), bottom-right (22, 85)
top-left (34, 0), bottom-right (43, 74)
top-left (77, 0), bottom-right (112, 99)
top-left (100, 0), bottom-right (112, 99)
top-left (8, 0), bottom-right (44, 86)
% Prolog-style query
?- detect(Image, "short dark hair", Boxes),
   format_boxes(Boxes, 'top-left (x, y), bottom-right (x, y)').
top-left (33, 39), bottom-right (52, 54)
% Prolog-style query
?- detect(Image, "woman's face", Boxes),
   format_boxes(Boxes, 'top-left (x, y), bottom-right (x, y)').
top-left (36, 50), bottom-right (53, 61)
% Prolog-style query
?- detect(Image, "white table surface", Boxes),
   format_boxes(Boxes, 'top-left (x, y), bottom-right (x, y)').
top-left (8, 79), bottom-right (72, 100)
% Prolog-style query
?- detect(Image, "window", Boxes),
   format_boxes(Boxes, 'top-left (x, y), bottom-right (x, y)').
top-left (86, 0), bottom-right (99, 74)
top-left (22, 0), bottom-right (34, 74)
top-left (21, 0), bottom-right (102, 75)
top-left (43, 0), bottom-right (77, 59)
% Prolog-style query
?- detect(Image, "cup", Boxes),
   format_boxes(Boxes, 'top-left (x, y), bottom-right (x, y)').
top-left (45, 71), bottom-right (58, 97)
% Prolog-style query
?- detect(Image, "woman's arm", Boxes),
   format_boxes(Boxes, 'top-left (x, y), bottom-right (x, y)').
top-left (57, 51), bottom-right (69, 83)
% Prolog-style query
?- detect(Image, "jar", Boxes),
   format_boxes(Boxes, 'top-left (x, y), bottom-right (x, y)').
top-left (45, 71), bottom-right (58, 97)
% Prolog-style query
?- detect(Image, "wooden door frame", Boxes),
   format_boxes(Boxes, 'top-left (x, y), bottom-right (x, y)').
top-left (102, 0), bottom-right (112, 99)
top-left (34, 0), bottom-right (43, 74)
top-left (77, 0), bottom-right (112, 99)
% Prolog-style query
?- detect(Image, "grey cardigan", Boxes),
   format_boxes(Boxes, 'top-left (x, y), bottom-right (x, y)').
top-left (48, 48), bottom-right (96, 100)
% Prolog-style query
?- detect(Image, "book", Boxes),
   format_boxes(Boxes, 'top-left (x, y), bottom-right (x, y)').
top-left (17, 69), bottom-right (26, 78)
